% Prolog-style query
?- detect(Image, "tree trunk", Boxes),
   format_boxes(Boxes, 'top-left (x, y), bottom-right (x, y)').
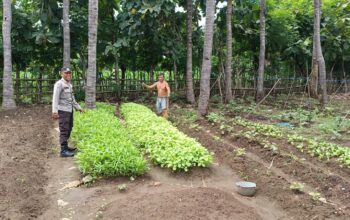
top-left (38, 69), bottom-right (43, 102)
top-left (186, 0), bottom-right (195, 104)
top-left (329, 60), bottom-right (336, 81)
top-left (2, 0), bottom-right (16, 109)
top-left (314, 0), bottom-right (327, 107)
top-left (309, 6), bottom-right (318, 97)
top-left (343, 59), bottom-right (348, 93)
top-left (174, 61), bottom-right (178, 91)
top-left (219, 61), bottom-right (224, 103)
top-left (85, 0), bottom-right (98, 109)
top-left (111, 8), bottom-right (119, 85)
top-left (329, 60), bottom-right (337, 92)
top-left (115, 59), bottom-right (119, 83)
top-left (224, 0), bottom-right (233, 103)
top-left (169, 69), bottom-right (172, 82)
top-left (256, 0), bottom-right (266, 103)
top-left (198, 0), bottom-right (216, 116)
top-left (121, 65), bottom-right (126, 94)
top-left (149, 65), bottom-right (154, 83)
top-left (112, 23), bottom-right (119, 98)
top-left (63, 0), bottom-right (70, 68)
top-left (236, 58), bottom-right (242, 91)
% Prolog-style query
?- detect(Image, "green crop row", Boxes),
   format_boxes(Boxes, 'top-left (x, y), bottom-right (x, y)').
top-left (72, 103), bottom-right (147, 177)
top-left (288, 134), bottom-right (350, 168)
top-left (232, 117), bottom-right (283, 138)
top-left (227, 115), bottom-right (349, 168)
top-left (120, 103), bottom-right (213, 171)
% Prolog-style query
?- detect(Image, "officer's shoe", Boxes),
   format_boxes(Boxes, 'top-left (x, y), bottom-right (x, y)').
top-left (60, 149), bottom-right (75, 157)
top-left (67, 147), bottom-right (76, 152)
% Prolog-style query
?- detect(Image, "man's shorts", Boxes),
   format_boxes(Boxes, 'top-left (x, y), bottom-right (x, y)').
top-left (156, 97), bottom-right (168, 114)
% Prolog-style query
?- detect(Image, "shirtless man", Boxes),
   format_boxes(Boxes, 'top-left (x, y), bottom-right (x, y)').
top-left (143, 74), bottom-right (171, 118)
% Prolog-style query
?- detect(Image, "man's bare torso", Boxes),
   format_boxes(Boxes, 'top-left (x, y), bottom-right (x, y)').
top-left (156, 81), bottom-right (169, 97)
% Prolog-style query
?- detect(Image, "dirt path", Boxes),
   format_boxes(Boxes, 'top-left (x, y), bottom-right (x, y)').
top-left (41, 161), bottom-right (279, 220)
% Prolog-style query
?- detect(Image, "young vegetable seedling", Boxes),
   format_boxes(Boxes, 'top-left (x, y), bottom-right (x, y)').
top-left (290, 182), bottom-right (304, 194)
top-left (117, 184), bottom-right (128, 192)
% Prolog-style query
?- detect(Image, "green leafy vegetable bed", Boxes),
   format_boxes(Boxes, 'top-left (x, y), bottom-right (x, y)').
top-left (288, 134), bottom-right (350, 168)
top-left (229, 116), bottom-right (350, 169)
top-left (120, 103), bottom-right (213, 171)
top-left (72, 103), bottom-right (147, 177)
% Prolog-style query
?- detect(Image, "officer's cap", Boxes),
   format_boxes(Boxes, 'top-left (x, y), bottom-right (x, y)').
top-left (61, 67), bottom-right (71, 73)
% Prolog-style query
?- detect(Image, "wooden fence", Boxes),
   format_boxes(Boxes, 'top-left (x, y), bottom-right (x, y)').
top-left (0, 76), bottom-right (348, 103)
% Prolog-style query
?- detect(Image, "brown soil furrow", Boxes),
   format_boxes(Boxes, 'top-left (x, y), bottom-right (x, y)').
top-left (175, 118), bottom-right (349, 219)
top-left (0, 106), bottom-right (54, 220)
top-left (197, 117), bottom-right (350, 211)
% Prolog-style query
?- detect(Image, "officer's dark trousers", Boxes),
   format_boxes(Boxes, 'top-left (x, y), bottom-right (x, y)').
top-left (58, 110), bottom-right (73, 148)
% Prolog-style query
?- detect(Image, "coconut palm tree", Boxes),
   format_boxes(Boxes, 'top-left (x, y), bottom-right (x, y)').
top-left (2, 0), bottom-right (16, 110)
top-left (314, 0), bottom-right (327, 107)
top-left (256, 0), bottom-right (266, 102)
top-left (63, 0), bottom-right (70, 68)
top-left (85, 0), bottom-right (99, 109)
top-left (198, 0), bottom-right (216, 116)
top-left (186, 0), bottom-right (195, 104)
top-left (224, 0), bottom-right (233, 103)
top-left (309, 23), bottom-right (318, 98)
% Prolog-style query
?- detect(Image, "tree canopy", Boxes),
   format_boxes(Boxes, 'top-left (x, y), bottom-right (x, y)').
top-left (0, 0), bottom-right (348, 86)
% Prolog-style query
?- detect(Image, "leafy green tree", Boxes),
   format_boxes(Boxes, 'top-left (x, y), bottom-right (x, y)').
top-left (100, 0), bottom-right (120, 85)
top-left (11, 7), bottom-right (35, 101)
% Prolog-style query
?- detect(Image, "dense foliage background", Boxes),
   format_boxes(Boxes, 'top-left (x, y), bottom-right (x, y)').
top-left (0, 0), bottom-right (349, 103)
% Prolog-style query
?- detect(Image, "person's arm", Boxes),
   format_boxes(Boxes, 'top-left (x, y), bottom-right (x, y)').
top-left (143, 82), bottom-right (157, 89)
top-left (70, 85), bottom-right (83, 112)
top-left (52, 82), bottom-right (61, 119)
top-left (72, 93), bottom-right (84, 112)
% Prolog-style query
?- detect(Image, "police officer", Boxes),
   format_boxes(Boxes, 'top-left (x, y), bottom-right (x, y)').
top-left (52, 67), bottom-right (85, 157)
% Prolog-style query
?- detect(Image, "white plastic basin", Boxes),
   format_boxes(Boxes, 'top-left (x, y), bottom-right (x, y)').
top-left (236, 181), bottom-right (257, 196)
